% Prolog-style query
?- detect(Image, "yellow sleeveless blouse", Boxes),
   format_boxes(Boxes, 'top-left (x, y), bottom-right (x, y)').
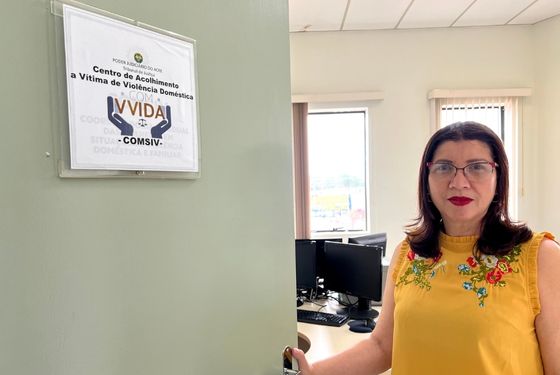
top-left (391, 231), bottom-right (553, 375)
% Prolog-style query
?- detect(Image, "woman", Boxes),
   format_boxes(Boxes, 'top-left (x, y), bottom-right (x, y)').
top-left (292, 121), bottom-right (560, 375)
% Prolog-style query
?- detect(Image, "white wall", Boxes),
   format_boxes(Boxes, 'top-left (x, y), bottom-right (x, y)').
top-left (290, 24), bottom-right (553, 256)
top-left (534, 16), bottom-right (560, 237)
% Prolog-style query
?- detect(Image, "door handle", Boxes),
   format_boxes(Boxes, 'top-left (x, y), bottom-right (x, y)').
top-left (282, 346), bottom-right (301, 375)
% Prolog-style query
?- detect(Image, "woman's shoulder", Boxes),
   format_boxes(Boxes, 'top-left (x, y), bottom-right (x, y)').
top-left (389, 239), bottom-right (410, 263)
top-left (537, 234), bottom-right (560, 261)
top-left (520, 231), bottom-right (556, 249)
top-left (522, 231), bottom-right (560, 279)
top-left (388, 238), bottom-right (411, 281)
top-left (536, 234), bottom-right (560, 312)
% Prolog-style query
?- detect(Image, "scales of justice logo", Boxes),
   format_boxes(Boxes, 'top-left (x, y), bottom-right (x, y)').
top-left (107, 95), bottom-right (171, 135)
top-left (105, 52), bottom-right (172, 146)
top-left (106, 95), bottom-right (171, 146)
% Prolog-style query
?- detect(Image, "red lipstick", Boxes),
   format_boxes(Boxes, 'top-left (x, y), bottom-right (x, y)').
top-left (448, 196), bottom-right (473, 206)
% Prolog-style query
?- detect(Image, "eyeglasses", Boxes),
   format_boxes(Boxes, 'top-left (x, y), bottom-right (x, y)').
top-left (427, 161), bottom-right (498, 182)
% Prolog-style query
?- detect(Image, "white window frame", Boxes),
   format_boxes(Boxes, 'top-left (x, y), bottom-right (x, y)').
top-left (428, 88), bottom-right (532, 220)
top-left (307, 106), bottom-right (369, 235)
top-left (292, 92), bottom-right (383, 239)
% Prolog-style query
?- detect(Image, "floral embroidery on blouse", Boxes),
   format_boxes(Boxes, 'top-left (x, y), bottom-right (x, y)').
top-left (396, 250), bottom-right (446, 290)
top-left (457, 245), bottom-right (521, 307)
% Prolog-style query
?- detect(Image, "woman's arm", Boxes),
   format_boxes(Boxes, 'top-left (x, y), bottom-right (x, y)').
top-left (535, 238), bottom-right (560, 375)
top-left (292, 241), bottom-right (403, 375)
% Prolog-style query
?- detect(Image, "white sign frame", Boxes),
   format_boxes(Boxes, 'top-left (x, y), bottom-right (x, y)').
top-left (51, 0), bottom-right (200, 179)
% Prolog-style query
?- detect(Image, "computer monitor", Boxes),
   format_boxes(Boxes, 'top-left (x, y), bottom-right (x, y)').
top-left (348, 232), bottom-right (387, 257)
top-left (313, 238), bottom-right (342, 279)
top-left (295, 240), bottom-right (317, 290)
top-left (323, 241), bottom-right (383, 320)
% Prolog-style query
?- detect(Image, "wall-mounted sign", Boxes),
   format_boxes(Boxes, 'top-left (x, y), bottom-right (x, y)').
top-left (63, 5), bottom-right (199, 172)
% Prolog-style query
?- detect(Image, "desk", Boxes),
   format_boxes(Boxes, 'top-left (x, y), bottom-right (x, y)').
top-left (297, 299), bottom-right (391, 375)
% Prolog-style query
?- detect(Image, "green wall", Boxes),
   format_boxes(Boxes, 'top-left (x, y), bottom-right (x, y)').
top-left (0, 1), bottom-right (296, 374)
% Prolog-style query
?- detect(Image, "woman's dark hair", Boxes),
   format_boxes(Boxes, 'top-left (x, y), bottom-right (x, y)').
top-left (406, 121), bottom-right (532, 258)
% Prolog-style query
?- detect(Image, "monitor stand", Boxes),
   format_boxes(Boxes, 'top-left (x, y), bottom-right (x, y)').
top-left (337, 298), bottom-right (378, 333)
top-left (337, 297), bottom-right (379, 319)
top-left (348, 298), bottom-right (379, 319)
top-left (348, 318), bottom-right (376, 333)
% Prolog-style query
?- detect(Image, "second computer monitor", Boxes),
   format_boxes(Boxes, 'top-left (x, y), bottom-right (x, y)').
top-left (348, 232), bottom-right (387, 257)
top-left (323, 241), bottom-right (383, 320)
top-left (295, 240), bottom-right (317, 290)
top-left (313, 238), bottom-right (342, 279)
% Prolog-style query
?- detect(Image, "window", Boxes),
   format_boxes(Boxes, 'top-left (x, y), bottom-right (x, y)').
top-left (307, 110), bottom-right (368, 233)
top-left (440, 103), bottom-right (505, 140)
top-left (292, 93), bottom-right (382, 239)
top-left (431, 94), bottom-right (523, 219)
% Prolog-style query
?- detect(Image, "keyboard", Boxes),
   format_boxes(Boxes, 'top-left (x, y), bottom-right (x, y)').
top-left (297, 309), bottom-right (349, 327)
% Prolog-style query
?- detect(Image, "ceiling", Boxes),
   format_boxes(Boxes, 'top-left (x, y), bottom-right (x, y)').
top-left (289, 0), bottom-right (560, 32)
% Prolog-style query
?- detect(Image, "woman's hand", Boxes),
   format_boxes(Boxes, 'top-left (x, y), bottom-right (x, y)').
top-left (291, 347), bottom-right (312, 374)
